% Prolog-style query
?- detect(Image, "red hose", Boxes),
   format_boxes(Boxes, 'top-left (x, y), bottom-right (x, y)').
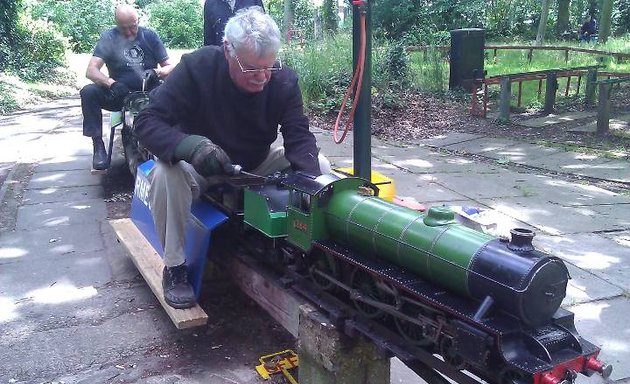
top-left (333, 11), bottom-right (367, 144)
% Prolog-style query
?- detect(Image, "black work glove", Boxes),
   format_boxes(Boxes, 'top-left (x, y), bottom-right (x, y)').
top-left (110, 81), bottom-right (130, 100)
top-left (174, 135), bottom-right (233, 177)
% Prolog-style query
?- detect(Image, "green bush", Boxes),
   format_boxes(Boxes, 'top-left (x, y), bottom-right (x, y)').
top-left (29, 0), bottom-right (114, 53)
top-left (146, 0), bottom-right (202, 49)
top-left (285, 35), bottom-right (352, 113)
top-left (11, 15), bottom-right (69, 81)
top-left (286, 34), bottom-right (418, 113)
top-left (0, 78), bottom-right (19, 114)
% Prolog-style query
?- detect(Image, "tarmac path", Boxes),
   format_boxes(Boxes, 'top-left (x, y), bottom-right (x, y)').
top-left (0, 97), bottom-right (628, 384)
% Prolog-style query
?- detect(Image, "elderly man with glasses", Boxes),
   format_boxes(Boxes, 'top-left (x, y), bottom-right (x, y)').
top-left (134, 7), bottom-right (330, 309)
top-left (80, 4), bottom-right (174, 170)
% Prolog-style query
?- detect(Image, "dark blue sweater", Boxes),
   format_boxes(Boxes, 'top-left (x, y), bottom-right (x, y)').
top-left (204, 0), bottom-right (264, 46)
top-left (134, 46), bottom-right (321, 176)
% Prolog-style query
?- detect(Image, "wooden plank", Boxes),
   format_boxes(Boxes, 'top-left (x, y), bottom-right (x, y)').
top-left (109, 218), bottom-right (208, 329)
top-left (227, 253), bottom-right (305, 338)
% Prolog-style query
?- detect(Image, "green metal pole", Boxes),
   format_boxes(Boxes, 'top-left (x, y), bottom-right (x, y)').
top-left (352, 1), bottom-right (372, 181)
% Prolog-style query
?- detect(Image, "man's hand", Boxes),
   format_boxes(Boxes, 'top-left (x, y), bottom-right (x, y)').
top-left (174, 135), bottom-right (232, 177)
top-left (110, 81), bottom-right (130, 99)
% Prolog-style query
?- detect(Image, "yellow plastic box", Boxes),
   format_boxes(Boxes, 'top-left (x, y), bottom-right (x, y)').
top-left (334, 167), bottom-right (396, 202)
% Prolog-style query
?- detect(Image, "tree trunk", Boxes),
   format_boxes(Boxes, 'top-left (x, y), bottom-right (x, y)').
top-left (598, 0), bottom-right (613, 43)
top-left (535, 0), bottom-right (551, 45)
top-left (283, 0), bottom-right (294, 38)
top-left (556, 0), bottom-right (571, 38)
top-left (322, 0), bottom-right (338, 34)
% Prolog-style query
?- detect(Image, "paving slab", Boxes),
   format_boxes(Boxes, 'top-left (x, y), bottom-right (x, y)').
top-left (478, 173), bottom-right (630, 206)
top-left (425, 171), bottom-right (546, 200)
top-left (15, 199), bottom-right (107, 230)
top-left (0, 250), bottom-right (114, 300)
top-left (317, 138), bottom-right (354, 159)
top-left (438, 137), bottom-right (518, 156)
top-left (526, 151), bottom-right (629, 180)
top-left (27, 169), bottom-right (103, 190)
top-left (22, 185), bottom-right (102, 205)
top-left (34, 156), bottom-right (92, 172)
top-left (562, 262), bottom-right (625, 306)
top-left (601, 230), bottom-right (630, 247)
top-left (410, 132), bottom-right (484, 147)
top-left (375, 147), bottom-right (507, 174)
top-left (569, 113), bottom-right (630, 133)
top-left (536, 232), bottom-right (630, 292)
top-left (481, 142), bottom-right (563, 163)
top-left (480, 197), bottom-right (630, 235)
top-left (567, 296), bottom-right (630, 382)
top-left (0, 223), bottom-right (105, 263)
top-left (517, 111), bottom-right (597, 127)
top-left (28, 132), bottom-right (93, 159)
top-left (372, 142), bottom-right (432, 157)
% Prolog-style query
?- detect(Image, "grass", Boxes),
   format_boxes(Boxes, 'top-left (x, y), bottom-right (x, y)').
top-left (406, 36), bottom-right (630, 110)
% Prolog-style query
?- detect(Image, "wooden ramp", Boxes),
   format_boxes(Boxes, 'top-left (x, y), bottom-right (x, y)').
top-left (109, 218), bottom-right (208, 329)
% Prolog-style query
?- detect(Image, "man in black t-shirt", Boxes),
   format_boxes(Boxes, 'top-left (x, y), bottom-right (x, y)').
top-left (80, 4), bottom-right (174, 170)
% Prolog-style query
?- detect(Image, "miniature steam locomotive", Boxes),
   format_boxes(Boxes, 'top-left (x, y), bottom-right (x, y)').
top-left (130, 165), bottom-right (612, 384)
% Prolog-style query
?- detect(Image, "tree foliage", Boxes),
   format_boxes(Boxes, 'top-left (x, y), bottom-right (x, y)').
top-left (29, 0), bottom-right (114, 53)
top-left (145, 0), bottom-right (203, 49)
top-left (372, 0), bottom-right (485, 43)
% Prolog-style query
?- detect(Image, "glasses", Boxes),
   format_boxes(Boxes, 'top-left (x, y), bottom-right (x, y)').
top-left (232, 49), bottom-right (282, 74)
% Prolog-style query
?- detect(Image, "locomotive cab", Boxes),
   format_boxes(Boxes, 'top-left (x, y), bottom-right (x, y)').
top-left (281, 173), bottom-right (380, 252)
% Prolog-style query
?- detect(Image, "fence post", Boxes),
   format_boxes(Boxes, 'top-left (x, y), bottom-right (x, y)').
top-left (596, 82), bottom-right (611, 135)
top-left (544, 72), bottom-right (558, 114)
top-left (585, 68), bottom-right (598, 106)
top-left (498, 76), bottom-right (511, 123)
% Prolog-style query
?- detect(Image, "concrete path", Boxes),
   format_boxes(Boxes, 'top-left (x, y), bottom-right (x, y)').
top-left (1, 99), bottom-right (628, 384)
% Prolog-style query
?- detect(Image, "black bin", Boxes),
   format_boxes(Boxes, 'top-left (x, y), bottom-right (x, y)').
top-left (449, 28), bottom-right (485, 91)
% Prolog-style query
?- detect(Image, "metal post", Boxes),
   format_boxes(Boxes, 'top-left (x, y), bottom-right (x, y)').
top-left (353, 2), bottom-right (372, 180)
top-left (544, 72), bottom-right (558, 114)
top-left (596, 82), bottom-right (611, 135)
top-left (585, 68), bottom-right (597, 106)
top-left (498, 77), bottom-right (511, 123)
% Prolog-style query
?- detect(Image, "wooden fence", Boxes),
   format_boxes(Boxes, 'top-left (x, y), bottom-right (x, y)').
top-left (406, 45), bottom-right (630, 63)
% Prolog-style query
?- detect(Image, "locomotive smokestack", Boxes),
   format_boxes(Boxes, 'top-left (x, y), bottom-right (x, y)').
top-left (508, 228), bottom-right (535, 252)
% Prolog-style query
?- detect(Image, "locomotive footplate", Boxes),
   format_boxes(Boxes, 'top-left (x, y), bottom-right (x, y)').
top-left (312, 239), bottom-right (599, 377)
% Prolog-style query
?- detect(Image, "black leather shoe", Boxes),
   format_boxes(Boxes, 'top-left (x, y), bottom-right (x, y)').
top-left (162, 264), bottom-right (196, 309)
top-left (92, 137), bottom-right (108, 170)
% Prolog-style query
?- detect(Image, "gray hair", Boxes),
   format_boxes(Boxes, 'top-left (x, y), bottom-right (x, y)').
top-left (224, 7), bottom-right (281, 59)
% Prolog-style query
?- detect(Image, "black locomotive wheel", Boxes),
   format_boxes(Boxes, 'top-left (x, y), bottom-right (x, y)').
top-left (349, 268), bottom-right (396, 319)
top-left (309, 251), bottom-right (339, 291)
top-left (394, 301), bottom-right (434, 347)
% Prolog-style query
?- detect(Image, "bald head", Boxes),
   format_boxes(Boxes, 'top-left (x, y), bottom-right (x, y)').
top-left (115, 5), bottom-right (139, 39)
top-left (115, 4), bottom-right (138, 21)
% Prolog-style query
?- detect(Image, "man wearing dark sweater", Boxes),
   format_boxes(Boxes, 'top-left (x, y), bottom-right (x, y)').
top-left (204, 0), bottom-right (264, 46)
top-left (134, 7), bottom-right (330, 309)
